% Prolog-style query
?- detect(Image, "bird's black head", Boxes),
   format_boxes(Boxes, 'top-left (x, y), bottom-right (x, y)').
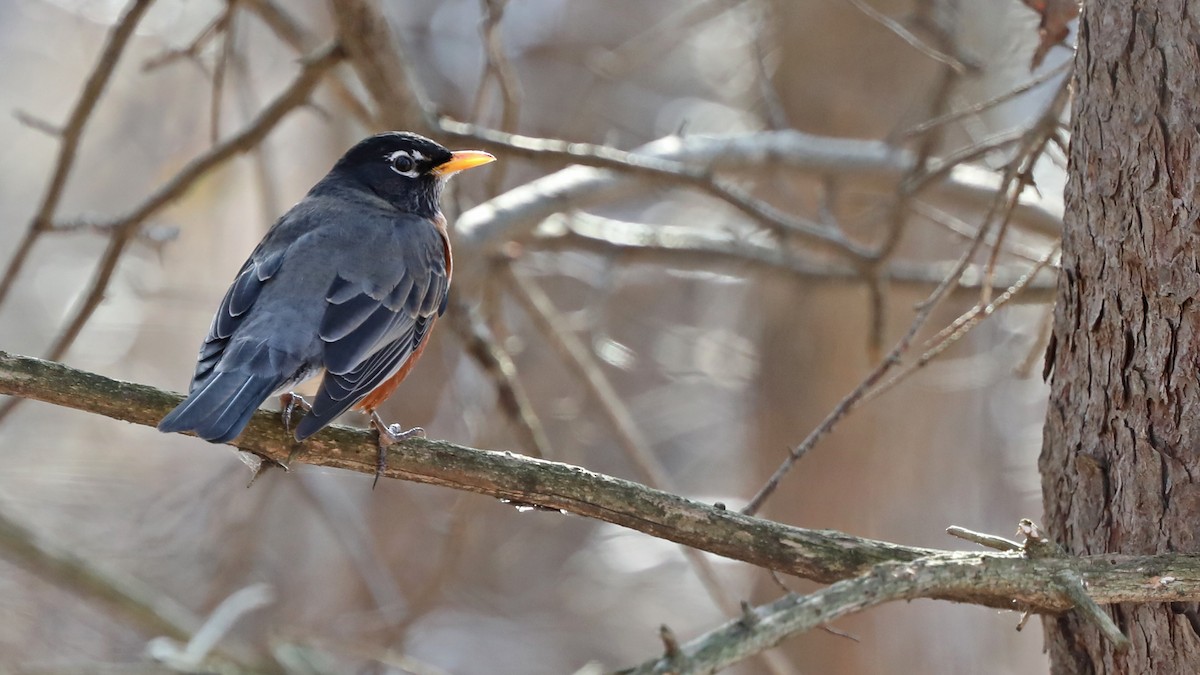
top-left (324, 132), bottom-right (495, 216)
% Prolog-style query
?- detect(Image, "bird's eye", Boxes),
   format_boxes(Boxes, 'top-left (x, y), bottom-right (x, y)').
top-left (390, 153), bottom-right (417, 175)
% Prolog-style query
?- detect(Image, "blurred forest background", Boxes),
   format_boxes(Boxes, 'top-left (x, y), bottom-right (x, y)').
top-left (0, 0), bottom-right (1072, 673)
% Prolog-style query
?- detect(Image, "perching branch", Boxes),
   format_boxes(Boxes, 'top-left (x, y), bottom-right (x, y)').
top-left (0, 349), bottom-right (936, 582)
top-left (6, 349), bottom-right (1200, 662)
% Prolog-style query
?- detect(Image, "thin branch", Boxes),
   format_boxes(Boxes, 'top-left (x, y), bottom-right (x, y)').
top-left (749, 0), bottom-right (790, 130)
top-left (209, 3), bottom-right (236, 143)
top-left (450, 129), bottom-right (1063, 297)
top-left (900, 60), bottom-right (1072, 138)
top-left (328, 0), bottom-right (428, 130)
top-left (1055, 570), bottom-right (1131, 652)
top-left (978, 80), bottom-right (1070, 304)
top-left (841, 0), bottom-right (972, 73)
top-left (861, 242), bottom-right (1060, 404)
top-left (946, 526), bottom-right (1022, 552)
top-left (240, 0), bottom-right (375, 126)
top-left (471, 0), bottom-right (521, 130)
top-left (619, 545), bottom-right (1144, 675)
top-left (741, 192), bottom-right (1004, 515)
top-left (0, 0), bottom-right (156, 311)
top-left (741, 82), bottom-right (1070, 516)
top-left (444, 300), bottom-right (551, 459)
top-left (142, 4), bottom-right (228, 72)
top-left (0, 42), bottom-right (344, 425)
top-left (437, 118), bottom-right (864, 257)
top-left (0, 506), bottom-right (200, 643)
top-left (529, 212), bottom-right (1057, 302)
top-left (588, 0), bottom-right (750, 79)
top-left (502, 267), bottom-right (742, 615)
top-left (913, 200), bottom-right (1051, 264)
top-left (470, 0), bottom-right (522, 196)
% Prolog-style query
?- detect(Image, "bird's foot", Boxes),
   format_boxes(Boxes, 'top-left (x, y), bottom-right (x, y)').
top-left (369, 411), bottom-right (424, 488)
top-left (279, 392), bottom-right (312, 436)
top-left (280, 392), bottom-right (312, 463)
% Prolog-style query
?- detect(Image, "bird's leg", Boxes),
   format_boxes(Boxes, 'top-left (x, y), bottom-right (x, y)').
top-left (279, 392), bottom-right (312, 437)
top-left (279, 392), bottom-right (313, 465)
top-left (368, 410), bottom-right (425, 488)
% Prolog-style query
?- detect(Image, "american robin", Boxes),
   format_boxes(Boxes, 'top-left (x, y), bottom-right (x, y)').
top-left (158, 132), bottom-right (495, 470)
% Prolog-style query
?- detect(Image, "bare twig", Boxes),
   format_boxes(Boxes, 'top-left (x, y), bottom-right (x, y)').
top-left (444, 300), bottom-right (551, 459)
top-left (529, 212), bottom-right (1057, 301)
top-left (741, 81), bottom-right (1070, 516)
top-left (749, 0), bottom-right (790, 130)
top-left (502, 266), bottom-right (741, 614)
top-left (142, 4), bottom-right (229, 72)
top-left (1055, 570), bottom-right (1131, 651)
top-left (145, 584), bottom-right (275, 670)
top-left (979, 80), bottom-right (1070, 304)
top-left (328, 0), bottom-right (427, 129)
top-left (0, 0), bottom-right (156, 312)
top-left (741, 196), bottom-right (1001, 516)
top-left (862, 243), bottom-right (1060, 404)
top-left (900, 60), bottom-right (1072, 138)
top-left (0, 505), bottom-right (200, 643)
top-left (470, 0), bottom-right (522, 196)
top-left (913, 200), bottom-right (1051, 264)
top-left (842, 0), bottom-right (972, 73)
top-left (437, 119), bottom-right (864, 257)
top-left (471, 0), bottom-right (521, 130)
top-left (240, 0), bottom-right (375, 126)
top-left (946, 525), bottom-right (1022, 552)
top-left (450, 129), bottom-right (1063, 297)
top-left (618, 542), bottom-right (1139, 675)
top-left (209, 3), bottom-right (237, 143)
top-left (588, 0), bottom-right (750, 79)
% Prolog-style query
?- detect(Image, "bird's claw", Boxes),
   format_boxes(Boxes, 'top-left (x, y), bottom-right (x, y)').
top-left (384, 424), bottom-right (425, 440)
top-left (279, 392), bottom-right (313, 464)
top-left (279, 392), bottom-right (312, 438)
top-left (369, 412), bottom-right (423, 489)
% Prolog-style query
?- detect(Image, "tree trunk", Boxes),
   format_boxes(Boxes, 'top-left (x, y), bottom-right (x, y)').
top-left (1040, 1), bottom-right (1200, 672)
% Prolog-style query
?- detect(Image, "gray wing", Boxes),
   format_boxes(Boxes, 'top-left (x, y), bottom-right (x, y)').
top-left (190, 243), bottom-right (287, 390)
top-left (292, 214), bottom-right (449, 439)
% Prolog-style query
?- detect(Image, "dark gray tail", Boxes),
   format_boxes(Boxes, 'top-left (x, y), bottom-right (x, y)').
top-left (158, 372), bottom-right (279, 443)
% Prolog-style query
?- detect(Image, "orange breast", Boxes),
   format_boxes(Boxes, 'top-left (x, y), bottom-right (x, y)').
top-left (354, 214), bottom-right (452, 412)
top-left (354, 316), bottom-right (437, 411)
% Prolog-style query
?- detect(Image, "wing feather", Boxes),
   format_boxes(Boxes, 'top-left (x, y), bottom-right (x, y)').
top-left (294, 215), bottom-right (449, 440)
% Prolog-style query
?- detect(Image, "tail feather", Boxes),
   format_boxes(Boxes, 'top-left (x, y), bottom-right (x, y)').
top-left (159, 371), bottom-right (280, 443)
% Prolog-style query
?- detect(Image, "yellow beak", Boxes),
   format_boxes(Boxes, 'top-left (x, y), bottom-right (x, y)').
top-left (432, 150), bottom-right (496, 177)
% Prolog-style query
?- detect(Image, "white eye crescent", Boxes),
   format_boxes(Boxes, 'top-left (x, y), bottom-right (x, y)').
top-left (387, 151), bottom-right (418, 176)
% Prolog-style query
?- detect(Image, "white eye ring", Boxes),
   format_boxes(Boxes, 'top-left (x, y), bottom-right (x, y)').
top-left (387, 151), bottom-right (419, 177)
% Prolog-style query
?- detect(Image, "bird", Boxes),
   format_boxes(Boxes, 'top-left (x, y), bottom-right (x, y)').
top-left (158, 131), bottom-right (495, 473)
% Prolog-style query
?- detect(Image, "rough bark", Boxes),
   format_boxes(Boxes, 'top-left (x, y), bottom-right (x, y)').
top-left (1041, 1), bottom-right (1200, 672)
